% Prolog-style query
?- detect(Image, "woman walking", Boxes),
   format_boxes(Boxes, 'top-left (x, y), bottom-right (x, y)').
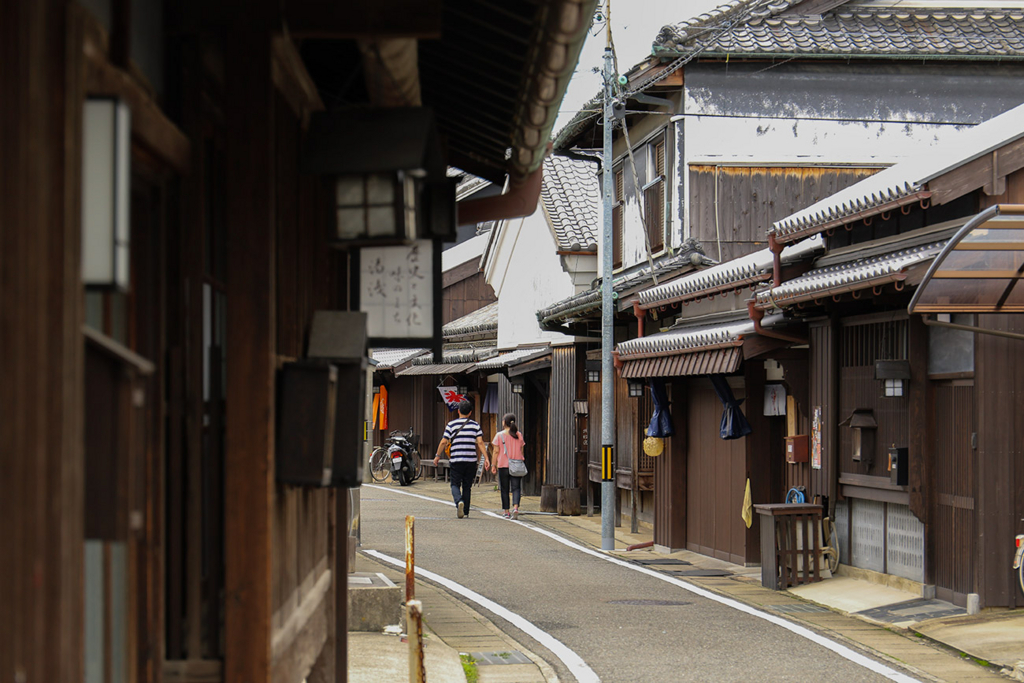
top-left (491, 413), bottom-right (526, 519)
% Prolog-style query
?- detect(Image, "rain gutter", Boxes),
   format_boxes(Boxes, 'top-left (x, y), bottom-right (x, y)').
top-left (747, 300), bottom-right (807, 345)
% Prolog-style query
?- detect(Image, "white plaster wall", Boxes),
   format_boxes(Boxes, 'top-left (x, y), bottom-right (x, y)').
top-left (484, 203), bottom-right (576, 349)
top-left (684, 114), bottom-right (965, 165)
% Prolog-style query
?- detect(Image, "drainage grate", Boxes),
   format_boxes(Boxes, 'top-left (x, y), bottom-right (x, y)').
top-left (855, 599), bottom-right (966, 623)
top-left (607, 599), bottom-right (692, 606)
top-left (630, 558), bottom-right (692, 565)
top-left (769, 603), bottom-right (830, 614)
top-left (468, 651), bottom-right (533, 666)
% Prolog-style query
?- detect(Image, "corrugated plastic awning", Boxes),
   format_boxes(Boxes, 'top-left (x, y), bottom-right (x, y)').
top-left (909, 205), bottom-right (1024, 314)
top-left (620, 347), bottom-right (743, 378)
top-left (396, 362), bottom-right (477, 376)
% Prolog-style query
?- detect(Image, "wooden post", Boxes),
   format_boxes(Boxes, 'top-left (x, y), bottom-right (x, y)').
top-left (334, 490), bottom-right (348, 683)
top-left (406, 600), bottom-right (425, 683)
top-left (405, 516), bottom-right (415, 603)
top-left (224, 9), bottom-right (275, 683)
top-left (0, 1), bottom-right (86, 681)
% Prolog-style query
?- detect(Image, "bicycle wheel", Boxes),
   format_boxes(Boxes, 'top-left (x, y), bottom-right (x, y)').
top-left (410, 451), bottom-right (424, 481)
top-left (824, 519), bottom-right (840, 574)
top-left (369, 447), bottom-right (391, 483)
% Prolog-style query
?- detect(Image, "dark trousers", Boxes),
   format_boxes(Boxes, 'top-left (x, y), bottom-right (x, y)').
top-left (449, 461), bottom-right (477, 514)
top-left (498, 468), bottom-right (522, 510)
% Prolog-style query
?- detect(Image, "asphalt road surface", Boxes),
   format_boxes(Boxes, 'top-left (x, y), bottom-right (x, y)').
top-left (360, 486), bottom-right (921, 683)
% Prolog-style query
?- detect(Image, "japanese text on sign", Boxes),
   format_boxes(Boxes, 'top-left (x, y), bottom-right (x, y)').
top-left (360, 240), bottom-right (433, 339)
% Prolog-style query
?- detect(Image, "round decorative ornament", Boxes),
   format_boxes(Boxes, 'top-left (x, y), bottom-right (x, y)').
top-left (643, 436), bottom-right (664, 457)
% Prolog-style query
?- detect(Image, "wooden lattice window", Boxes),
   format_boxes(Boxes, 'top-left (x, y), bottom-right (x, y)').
top-left (613, 167), bottom-right (624, 268)
top-left (643, 138), bottom-right (666, 253)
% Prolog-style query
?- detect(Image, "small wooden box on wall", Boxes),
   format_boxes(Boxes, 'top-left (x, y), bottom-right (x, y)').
top-left (276, 360), bottom-right (366, 488)
top-left (277, 311), bottom-right (368, 488)
top-left (785, 435), bottom-right (808, 464)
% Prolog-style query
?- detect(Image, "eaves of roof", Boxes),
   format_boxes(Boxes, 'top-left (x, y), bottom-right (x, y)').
top-left (537, 239), bottom-right (713, 325)
top-left (753, 240), bottom-right (946, 311)
top-left (616, 310), bottom-right (786, 359)
top-left (636, 237), bottom-right (823, 310)
top-left (442, 301), bottom-right (499, 341)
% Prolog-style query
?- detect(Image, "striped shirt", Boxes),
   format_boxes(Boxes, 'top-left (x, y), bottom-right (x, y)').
top-left (444, 417), bottom-right (483, 463)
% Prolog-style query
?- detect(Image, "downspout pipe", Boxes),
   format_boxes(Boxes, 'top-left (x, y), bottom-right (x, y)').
top-left (768, 233), bottom-right (784, 288)
top-left (458, 144), bottom-right (549, 226)
top-left (747, 300), bottom-right (807, 345)
top-left (632, 301), bottom-right (645, 338)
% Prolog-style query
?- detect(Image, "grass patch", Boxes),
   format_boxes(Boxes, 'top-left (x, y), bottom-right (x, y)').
top-left (496, 652), bottom-right (512, 660)
top-left (960, 653), bottom-right (991, 667)
top-left (460, 653), bottom-right (479, 683)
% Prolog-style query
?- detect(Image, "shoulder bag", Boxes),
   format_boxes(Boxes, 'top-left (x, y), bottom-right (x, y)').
top-left (445, 420), bottom-right (469, 458)
top-left (504, 434), bottom-right (527, 477)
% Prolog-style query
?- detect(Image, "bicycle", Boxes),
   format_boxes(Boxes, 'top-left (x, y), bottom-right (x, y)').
top-left (369, 429), bottom-right (424, 484)
top-left (369, 446), bottom-right (391, 483)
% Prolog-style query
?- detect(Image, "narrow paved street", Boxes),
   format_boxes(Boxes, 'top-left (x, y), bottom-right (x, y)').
top-left (361, 486), bottom-right (922, 683)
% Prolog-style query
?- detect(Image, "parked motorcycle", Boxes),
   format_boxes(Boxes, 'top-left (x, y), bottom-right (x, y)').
top-left (375, 429), bottom-right (422, 486)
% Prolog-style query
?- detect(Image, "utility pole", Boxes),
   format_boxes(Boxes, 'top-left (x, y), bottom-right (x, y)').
top-left (600, 4), bottom-right (616, 551)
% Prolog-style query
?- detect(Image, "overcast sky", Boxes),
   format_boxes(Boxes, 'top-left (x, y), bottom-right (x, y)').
top-left (556, 0), bottom-right (726, 132)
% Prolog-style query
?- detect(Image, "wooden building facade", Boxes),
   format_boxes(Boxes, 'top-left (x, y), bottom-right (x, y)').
top-left (1, 0), bottom-right (596, 681)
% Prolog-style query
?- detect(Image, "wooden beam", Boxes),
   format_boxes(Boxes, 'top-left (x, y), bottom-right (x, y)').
top-left (928, 136), bottom-right (1024, 205)
top-left (286, 0), bottom-right (443, 38)
top-left (84, 30), bottom-right (191, 174)
top-left (271, 35), bottom-right (324, 127)
top-left (175, 0), bottom-right (442, 38)
top-left (224, 13), bottom-right (275, 683)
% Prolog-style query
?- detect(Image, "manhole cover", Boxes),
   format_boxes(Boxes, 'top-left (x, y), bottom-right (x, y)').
top-left (607, 599), bottom-right (692, 606)
top-left (469, 651), bottom-right (532, 666)
top-left (769, 603), bottom-right (829, 614)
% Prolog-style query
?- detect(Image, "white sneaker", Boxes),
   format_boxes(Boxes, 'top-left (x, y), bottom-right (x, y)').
top-left (511, 509), bottom-right (519, 520)
top-left (457, 501), bottom-right (465, 519)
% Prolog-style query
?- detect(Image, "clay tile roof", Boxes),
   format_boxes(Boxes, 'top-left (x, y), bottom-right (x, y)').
top-left (653, 0), bottom-right (1024, 59)
top-left (541, 155), bottom-right (600, 251)
top-left (442, 301), bottom-right (499, 340)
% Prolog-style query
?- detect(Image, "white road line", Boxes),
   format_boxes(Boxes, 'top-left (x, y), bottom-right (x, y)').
top-left (365, 485), bottom-right (922, 683)
top-left (363, 548), bottom-right (599, 683)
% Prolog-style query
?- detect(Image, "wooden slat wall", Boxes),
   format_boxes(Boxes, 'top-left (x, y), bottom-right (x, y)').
top-left (838, 316), bottom-right (910, 478)
top-left (975, 314), bottom-right (1024, 608)
top-left (587, 378), bottom-right (602, 482)
top-left (932, 383), bottom-right (976, 605)
top-left (614, 372), bottom-right (638, 489)
top-left (688, 166), bottom-right (878, 262)
top-left (269, 88), bottom-right (340, 679)
top-left (443, 270), bottom-right (496, 325)
top-left (800, 319), bottom-right (838, 505)
top-left (549, 346), bottom-right (577, 489)
top-left (0, 1), bottom-right (86, 680)
top-left (655, 382), bottom-right (687, 550)
top-left (685, 380), bottom-right (748, 565)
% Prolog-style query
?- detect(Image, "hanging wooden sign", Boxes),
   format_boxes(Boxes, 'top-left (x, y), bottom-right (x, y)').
top-left (354, 239), bottom-right (442, 356)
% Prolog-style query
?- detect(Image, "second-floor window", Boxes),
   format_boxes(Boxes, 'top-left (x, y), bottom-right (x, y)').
top-left (643, 137), bottom-right (666, 253)
top-left (613, 166), bottom-right (624, 269)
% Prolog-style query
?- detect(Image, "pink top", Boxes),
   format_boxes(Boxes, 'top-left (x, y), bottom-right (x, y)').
top-left (491, 430), bottom-right (525, 468)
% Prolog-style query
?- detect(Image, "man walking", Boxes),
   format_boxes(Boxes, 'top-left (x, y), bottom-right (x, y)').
top-left (434, 399), bottom-right (490, 518)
